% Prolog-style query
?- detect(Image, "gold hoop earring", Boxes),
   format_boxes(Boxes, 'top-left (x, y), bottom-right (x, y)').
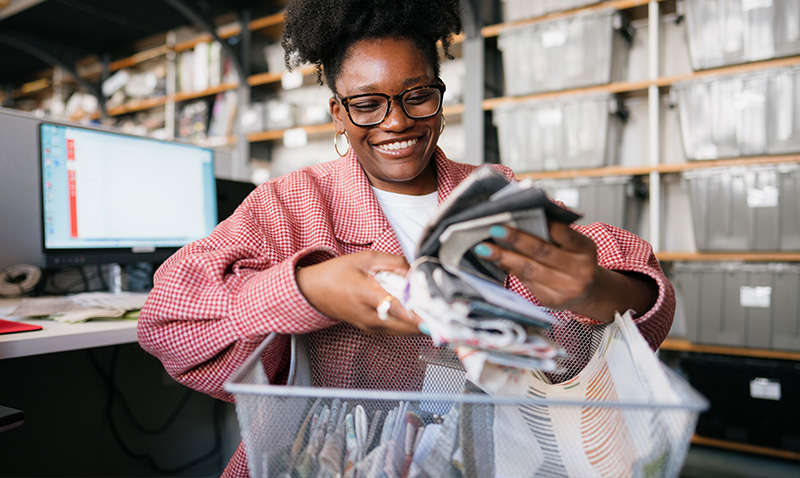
top-left (440, 115), bottom-right (446, 134)
top-left (334, 131), bottom-right (350, 157)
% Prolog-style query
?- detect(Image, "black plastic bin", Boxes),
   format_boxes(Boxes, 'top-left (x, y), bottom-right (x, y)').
top-left (681, 353), bottom-right (800, 452)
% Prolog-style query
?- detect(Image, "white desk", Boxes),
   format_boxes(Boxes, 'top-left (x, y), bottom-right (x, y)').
top-left (0, 298), bottom-right (139, 359)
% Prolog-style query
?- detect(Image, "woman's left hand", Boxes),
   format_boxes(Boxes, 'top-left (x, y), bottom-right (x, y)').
top-left (473, 222), bottom-right (657, 323)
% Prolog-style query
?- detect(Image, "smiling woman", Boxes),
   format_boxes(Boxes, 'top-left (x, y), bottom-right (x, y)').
top-left (137, 1), bottom-right (676, 476)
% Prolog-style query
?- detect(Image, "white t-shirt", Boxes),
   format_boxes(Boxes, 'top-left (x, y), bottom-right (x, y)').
top-left (371, 187), bottom-right (438, 261)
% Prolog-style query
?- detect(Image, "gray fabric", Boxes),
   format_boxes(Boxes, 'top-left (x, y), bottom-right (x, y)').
top-left (459, 381), bottom-right (495, 478)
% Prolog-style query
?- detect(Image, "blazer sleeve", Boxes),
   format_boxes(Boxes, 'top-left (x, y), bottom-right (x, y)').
top-left (575, 221), bottom-right (675, 350)
top-left (137, 186), bottom-right (339, 401)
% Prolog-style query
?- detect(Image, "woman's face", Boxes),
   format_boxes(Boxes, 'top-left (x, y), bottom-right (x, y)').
top-left (329, 37), bottom-right (443, 195)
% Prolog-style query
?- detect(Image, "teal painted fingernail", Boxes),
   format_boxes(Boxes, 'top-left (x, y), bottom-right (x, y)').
top-left (489, 225), bottom-right (507, 239)
top-left (419, 323), bottom-right (430, 335)
top-left (474, 244), bottom-right (491, 257)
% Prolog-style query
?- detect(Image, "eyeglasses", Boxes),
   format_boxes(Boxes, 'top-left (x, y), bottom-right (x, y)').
top-left (336, 83), bottom-right (446, 127)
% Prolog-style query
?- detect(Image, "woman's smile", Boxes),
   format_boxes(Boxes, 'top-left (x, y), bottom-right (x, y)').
top-left (374, 136), bottom-right (421, 154)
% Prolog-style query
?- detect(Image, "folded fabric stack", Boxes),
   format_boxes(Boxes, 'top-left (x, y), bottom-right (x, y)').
top-left (376, 166), bottom-right (581, 374)
top-left (277, 397), bottom-right (471, 478)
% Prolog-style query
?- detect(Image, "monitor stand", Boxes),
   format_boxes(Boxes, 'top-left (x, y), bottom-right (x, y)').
top-left (107, 263), bottom-right (123, 294)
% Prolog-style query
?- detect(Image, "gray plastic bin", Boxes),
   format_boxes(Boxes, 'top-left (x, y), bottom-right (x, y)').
top-left (767, 65), bottom-right (800, 155)
top-left (674, 65), bottom-right (800, 160)
top-left (670, 262), bottom-right (800, 352)
top-left (536, 175), bottom-right (643, 231)
top-left (682, 164), bottom-right (800, 252)
top-left (498, 10), bottom-right (632, 96)
top-left (501, 0), bottom-right (605, 22)
top-left (493, 93), bottom-right (626, 172)
top-left (684, 0), bottom-right (800, 71)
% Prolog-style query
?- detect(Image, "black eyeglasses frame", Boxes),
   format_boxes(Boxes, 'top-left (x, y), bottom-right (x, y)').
top-left (335, 83), bottom-right (446, 127)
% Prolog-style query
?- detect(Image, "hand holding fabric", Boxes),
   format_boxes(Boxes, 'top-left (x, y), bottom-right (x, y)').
top-left (474, 221), bottom-right (658, 323)
top-left (295, 250), bottom-right (423, 334)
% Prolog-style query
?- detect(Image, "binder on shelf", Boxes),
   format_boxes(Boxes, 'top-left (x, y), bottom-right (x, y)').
top-left (209, 41), bottom-right (223, 88)
top-left (193, 41), bottom-right (210, 92)
top-left (178, 50), bottom-right (195, 93)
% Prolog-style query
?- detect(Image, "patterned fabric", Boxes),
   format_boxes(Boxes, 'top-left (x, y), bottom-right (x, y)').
top-left (137, 147), bottom-right (675, 477)
top-left (510, 312), bottom-right (693, 478)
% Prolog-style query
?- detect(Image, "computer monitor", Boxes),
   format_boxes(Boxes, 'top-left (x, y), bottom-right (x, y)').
top-left (39, 122), bottom-right (218, 268)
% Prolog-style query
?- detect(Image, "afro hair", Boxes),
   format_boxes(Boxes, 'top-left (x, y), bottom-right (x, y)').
top-left (281, 0), bottom-right (462, 92)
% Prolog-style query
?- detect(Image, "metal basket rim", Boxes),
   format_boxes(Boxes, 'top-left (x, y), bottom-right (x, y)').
top-left (223, 333), bottom-right (710, 413)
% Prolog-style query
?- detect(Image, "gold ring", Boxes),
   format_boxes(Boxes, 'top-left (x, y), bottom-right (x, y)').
top-left (376, 295), bottom-right (393, 321)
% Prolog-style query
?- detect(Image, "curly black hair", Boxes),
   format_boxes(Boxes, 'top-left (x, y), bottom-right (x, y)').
top-left (281, 0), bottom-right (462, 93)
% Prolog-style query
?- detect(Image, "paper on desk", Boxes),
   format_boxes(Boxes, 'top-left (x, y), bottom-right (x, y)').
top-left (51, 308), bottom-right (131, 324)
top-left (10, 297), bottom-right (84, 317)
top-left (10, 292), bottom-right (148, 319)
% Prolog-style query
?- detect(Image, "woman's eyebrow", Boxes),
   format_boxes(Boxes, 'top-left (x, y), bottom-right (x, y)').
top-left (346, 76), bottom-right (432, 95)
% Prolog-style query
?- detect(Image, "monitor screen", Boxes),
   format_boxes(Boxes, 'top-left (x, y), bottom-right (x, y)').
top-left (40, 122), bottom-right (217, 267)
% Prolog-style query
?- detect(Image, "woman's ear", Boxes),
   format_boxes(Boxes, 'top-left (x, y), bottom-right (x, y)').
top-left (329, 96), bottom-right (345, 131)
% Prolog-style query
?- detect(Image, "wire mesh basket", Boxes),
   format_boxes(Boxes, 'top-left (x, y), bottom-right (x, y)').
top-left (225, 317), bottom-right (708, 478)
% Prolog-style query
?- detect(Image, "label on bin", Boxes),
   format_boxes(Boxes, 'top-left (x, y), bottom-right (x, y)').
top-left (742, 0), bottom-right (773, 11)
top-left (739, 286), bottom-right (771, 308)
top-left (553, 188), bottom-right (580, 209)
top-left (747, 186), bottom-right (778, 208)
top-left (538, 108), bottom-right (562, 126)
top-left (283, 128), bottom-right (308, 148)
top-left (541, 25), bottom-right (567, 48)
top-left (749, 377), bottom-right (781, 401)
top-left (281, 70), bottom-right (304, 90)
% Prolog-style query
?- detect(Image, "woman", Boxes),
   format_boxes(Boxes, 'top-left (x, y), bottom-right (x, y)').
top-left (138, 0), bottom-right (675, 475)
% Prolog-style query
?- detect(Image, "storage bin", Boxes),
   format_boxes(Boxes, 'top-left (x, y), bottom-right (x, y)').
top-left (497, 10), bottom-right (632, 96)
top-left (767, 64), bottom-right (800, 155)
top-left (681, 354), bottom-right (800, 451)
top-left (493, 93), bottom-right (626, 172)
top-left (682, 164), bottom-right (800, 251)
top-left (501, 0), bottom-right (604, 22)
top-left (669, 262), bottom-right (800, 351)
top-left (673, 65), bottom-right (800, 159)
top-left (684, 0), bottom-right (800, 71)
top-left (535, 175), bottom-right (644, 231)
top-left (225, 327), bottom-right (706, 478)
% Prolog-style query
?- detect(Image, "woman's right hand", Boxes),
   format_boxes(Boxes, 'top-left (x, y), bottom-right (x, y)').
top-left (295, 251), bottom-right (423, 335)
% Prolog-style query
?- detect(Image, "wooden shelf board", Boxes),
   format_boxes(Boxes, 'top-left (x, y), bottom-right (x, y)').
top-left (482, 79), bottom-right (653, 110)
top-left (173, 82), bottom-right (239, 102)
top-left (656, 251), bottom-right (800, 262)
top-left (514, 154), bottom-right (800, 180)
top-left (248, 64), bottom-right (316, 87)
top-left (660, 338), bottom-right (800, 361)
top-left (174, 12), bottom-right (286, 53)
top-left (442, 103), bottom-right (464, 117)
top-left (174, 22), bottom-right (243, 53)
top-left (109, 44), bottom-right (170, 72)
top-left (107, 97), bottom-right (168, 116)
top-left (657, 55), bottom-right (800, 88)
top-left (249, 11), bottom-right (285, 32)
top-left (656, 154), bottom-right (800, 173)
top-left (247, 122), bottom-right (336, 143)
top-left (517, 165), bottom-right (653, 180)
top-left (482, 56), bottom-right (800, 111)
top-left (481, 0), bottom-right (659, 38)
top-left (691, 435), bottom-right (800, 461)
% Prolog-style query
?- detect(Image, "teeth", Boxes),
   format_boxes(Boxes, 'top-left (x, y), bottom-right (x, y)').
top-left (378, 138), bottom-right (418, 151)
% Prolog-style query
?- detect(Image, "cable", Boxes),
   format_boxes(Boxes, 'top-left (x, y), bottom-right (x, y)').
top-left (42, 266), bottom-right (105, 295)
top-left (0, 264), bottom-right (42, 297)
top-left (87, 346), bottom-right (223, 475)
top-left (96, 264), bottom-right (109, 292)
top-left (87, 348), bottom-right (193, 435)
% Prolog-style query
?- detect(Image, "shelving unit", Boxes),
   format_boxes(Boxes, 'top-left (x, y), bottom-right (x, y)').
top-left (479, 0), bottom-right (800, 461)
